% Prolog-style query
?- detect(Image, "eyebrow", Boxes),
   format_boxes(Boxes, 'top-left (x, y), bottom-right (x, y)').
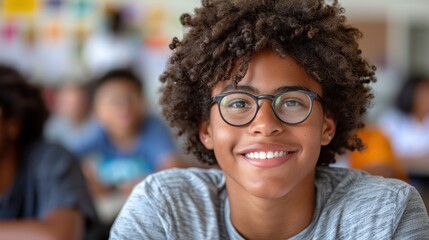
top-left (220, 84), bottom-right (314, 95)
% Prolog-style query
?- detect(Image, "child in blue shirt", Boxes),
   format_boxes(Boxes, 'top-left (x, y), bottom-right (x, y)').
top-left (74, 69), bottom-right (182, 206)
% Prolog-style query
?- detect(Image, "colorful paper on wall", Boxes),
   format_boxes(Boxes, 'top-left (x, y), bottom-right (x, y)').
top-left (1, 21), bottom-right (19, 43)
top-left (142, 6), bottom-right (170, 48)
top-left (43, 21), bottom-right (63, 43)
top-left (3, 0), bottom-right (39, 15)
top-left (72, 0), bottom-right (92, 17)
top-left (45, 0), bottom-right (63, 10)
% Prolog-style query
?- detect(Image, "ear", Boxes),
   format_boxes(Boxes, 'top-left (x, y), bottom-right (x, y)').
top-left (321, 113), bottom-right (336, 146)
top-left (199, 119), bottom-right (214, 150)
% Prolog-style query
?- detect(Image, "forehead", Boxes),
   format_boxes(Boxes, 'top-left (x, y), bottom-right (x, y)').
top-left (212, 50), bottom-right (322, 96)
top-left (97, 79), bottom-right (141, 95)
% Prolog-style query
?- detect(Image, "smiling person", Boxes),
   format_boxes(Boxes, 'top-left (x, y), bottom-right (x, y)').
top-left (110, 0), bottom-right (429, 239)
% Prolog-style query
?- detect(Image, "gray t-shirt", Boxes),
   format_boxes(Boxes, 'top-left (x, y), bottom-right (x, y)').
top-left (110, 167), bottom-right (429, 239)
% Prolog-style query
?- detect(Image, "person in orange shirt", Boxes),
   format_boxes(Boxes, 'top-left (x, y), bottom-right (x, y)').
top-left (349, 125), bottom-right (408, 182)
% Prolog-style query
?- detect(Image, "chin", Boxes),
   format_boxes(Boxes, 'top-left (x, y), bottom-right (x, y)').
top-left (245, 179), bottom-right (294, 200)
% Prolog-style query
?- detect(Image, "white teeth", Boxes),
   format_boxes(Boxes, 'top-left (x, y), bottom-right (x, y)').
top-left (245, 151), bottom-right (289, 159)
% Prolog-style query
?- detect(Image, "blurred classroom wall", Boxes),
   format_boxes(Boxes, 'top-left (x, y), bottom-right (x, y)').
top-left (344, 0), bottom-right (429, 119)
top-left (0, 0), bottom-right (428, 114)
top-left (0, 0), bottom-right (200, 111)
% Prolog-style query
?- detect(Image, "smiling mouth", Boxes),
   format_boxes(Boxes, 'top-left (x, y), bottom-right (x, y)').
top-left (244, 151), bottom-right (289, 160)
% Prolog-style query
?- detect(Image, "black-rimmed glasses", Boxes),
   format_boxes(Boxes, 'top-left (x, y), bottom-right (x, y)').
top-left (211, 89), bottom-right (323, 126)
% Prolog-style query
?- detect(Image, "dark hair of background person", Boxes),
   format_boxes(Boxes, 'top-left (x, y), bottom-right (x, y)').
top-left (159, 0), bottom-right (376, 166)
top-left (89, 68), bottom-right (143, 105)
top-left (107, 8), bottom-right (127, 35)
top-left (0, 65), bottom-right (49, 149)
top-left (395, 74), bottom-right (429, 114)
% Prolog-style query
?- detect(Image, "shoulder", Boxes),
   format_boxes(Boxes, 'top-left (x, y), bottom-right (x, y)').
top-left (316, 167), bottom-right (418, 214)
top-left (136, 167), bottom-right (225, 198)
top-left (26, 140), bottom-right (79, 176)
top-left (316, 167), bottom-right (419, 221)
top-left (27, 140), bottom-right (75, 164)
top-left (141, 115), bottom-right (170, 131)
top-left (126, 167), bottom-right (225, 214)
top-left (71, 124), bottom-right (105, 155)
top-left (112, 168), bottom-right (226, 239)
top-left (313, 167), bottom-right (428, 238)
top-left (138, 115), bottom-right (176, 151)
top-left (317, 166), bottom-right (413, 198)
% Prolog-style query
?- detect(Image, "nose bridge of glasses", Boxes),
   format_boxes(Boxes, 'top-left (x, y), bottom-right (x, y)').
top-left (254, 95), bottom-right (279, 120)
top-left (249, 95), bottom-right (285, 134)
top-left (255, 94), bottom-right (276, 106)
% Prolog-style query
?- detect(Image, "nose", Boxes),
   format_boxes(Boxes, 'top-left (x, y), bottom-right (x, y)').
top-left (248, 100), bottom-right (284, 136)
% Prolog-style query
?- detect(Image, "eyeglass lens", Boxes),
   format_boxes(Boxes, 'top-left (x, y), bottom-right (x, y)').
top-left (218, 91), bottom-right (313, 126)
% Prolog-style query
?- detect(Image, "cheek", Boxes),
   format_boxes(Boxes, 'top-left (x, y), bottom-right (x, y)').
top-left (297, 127), bottom-right (322, 147)
top-left (295, 116), bottom-right (325, 161)
top-left (210, 113), bottom-right (240, 161)
top-left (132, 102), bottom-right (144, 115)
top-left (301, 126), bottom-right (323, 143)
top-left (94, 104), bottom-right (108, 120)
top-left (305, 133), bottom-right (323, 159)
top-left (95, 103), bottom-right (116, 126)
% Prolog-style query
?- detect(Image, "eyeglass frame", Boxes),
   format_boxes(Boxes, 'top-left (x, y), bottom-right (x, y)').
top-left (210, 87), bottom-right (324, 127)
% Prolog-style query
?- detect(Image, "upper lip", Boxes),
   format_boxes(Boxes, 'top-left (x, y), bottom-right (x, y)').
top-left (236, 143), bottom-right (299, 155)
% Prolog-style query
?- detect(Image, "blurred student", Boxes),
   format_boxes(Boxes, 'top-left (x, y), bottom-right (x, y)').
top-left (378, 74), bottom-right (429, 211)
top-left (349, 125), bottom-right (408, 182)
top-left (378, 75), bottom-right (429, 173)
top-left (74, 69), bottom-right (183, 202)
top-left (44, 82), bottom-right (99, 153)
top-left (0, 65), bottom-right (96, 240)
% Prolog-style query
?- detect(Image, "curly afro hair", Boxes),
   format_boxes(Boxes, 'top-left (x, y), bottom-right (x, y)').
top-left (160, 0), bottom-right (376, 166)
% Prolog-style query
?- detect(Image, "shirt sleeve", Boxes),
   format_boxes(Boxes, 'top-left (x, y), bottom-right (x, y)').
top-left (110, 175), bottom-right (168, 239)
top-left (31, 143), bottom-right (97, 224)
top-left (143, 116), bottom-right (177, 168)
top-left (393, 186), bottom-right (429, 239)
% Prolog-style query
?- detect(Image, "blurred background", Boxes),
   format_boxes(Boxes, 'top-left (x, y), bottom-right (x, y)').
top-left (1, 0), bottom-right (429, 237)
top-left (0, 0), bottom-right (201, 111)
top-left (0, 0), bottom-right (428, 116)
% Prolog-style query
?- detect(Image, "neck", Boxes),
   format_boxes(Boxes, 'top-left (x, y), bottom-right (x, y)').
top-left (69, 115), bottom-right (88, 126)
top-left (110, 130), bottom-right (139, 151)
top-left (227, 173), bottom-right (316, 239)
